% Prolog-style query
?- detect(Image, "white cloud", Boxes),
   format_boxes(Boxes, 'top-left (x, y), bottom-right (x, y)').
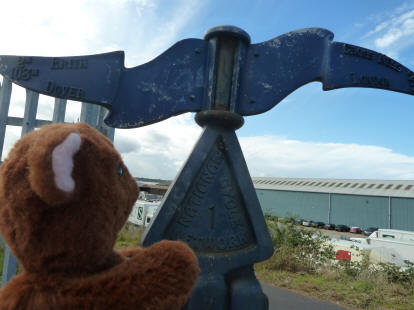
top-left (241, 136), bottom-right (414, 180)
top-left (0, 0), bottom-right (204, 162)
top-left (114, 113), bottom-right (201, 179)
top-left (115, 115), bottom-right (414, 180)
top-left (364, 3), bottom-right (414, 57)
top-left (2, 0), bottom-right (414, 182)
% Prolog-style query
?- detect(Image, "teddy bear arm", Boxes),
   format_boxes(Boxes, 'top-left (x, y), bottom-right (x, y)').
top-left (0, 275), bottom-right (36, 310)
top-left (118, 247), bottom-right (144, 259)
top-left (59, 240), bottom-right (199, 309)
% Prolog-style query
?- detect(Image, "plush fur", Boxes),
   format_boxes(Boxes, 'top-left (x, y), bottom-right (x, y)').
top-left (0, 123), bottom-right (199, 310)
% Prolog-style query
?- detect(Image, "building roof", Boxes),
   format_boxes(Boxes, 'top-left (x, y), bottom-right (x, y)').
top-left (252, 177), bottom-right (414, 198)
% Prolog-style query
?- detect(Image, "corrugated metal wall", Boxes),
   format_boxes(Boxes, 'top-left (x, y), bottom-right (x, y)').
top-left (256, 189), bottom-right (329, 222)
top-left (330, 194), bottom-right (388, 228)
top-left (256, 189), bottom-right (414, 231)
top-left (391, 198), bottom-right (414, 231)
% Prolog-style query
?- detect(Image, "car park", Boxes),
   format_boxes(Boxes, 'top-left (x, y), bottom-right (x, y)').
top-left (335, 225), bottom-right (350, 232)
top-left (324, 224), bottom-right (336, 230)
top-left (363, 227), bottom-right (378, 236)
top-left (312, 221), bottom-right (325, 228)
top-left (350, 227), bottom-right (363, 234)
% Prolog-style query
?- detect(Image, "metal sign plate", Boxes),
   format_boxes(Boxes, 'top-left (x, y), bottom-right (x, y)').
top-left (0, 51), bottom-right (123, 107)
top-left (238, 28), bottom-right (414, 116)
top-left (142, 126), bottom-right (273, 273)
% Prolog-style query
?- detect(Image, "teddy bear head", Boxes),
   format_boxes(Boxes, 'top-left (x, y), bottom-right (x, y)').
top-left (0, 123), bottom-right (139, 275)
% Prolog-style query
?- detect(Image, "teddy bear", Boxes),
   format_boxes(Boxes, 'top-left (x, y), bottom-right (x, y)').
top-left (0, 122), bottom-right (199, 310)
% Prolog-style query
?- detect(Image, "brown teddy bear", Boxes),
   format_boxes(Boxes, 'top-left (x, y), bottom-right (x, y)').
top-left (0, 123), bottom-right (199, 310)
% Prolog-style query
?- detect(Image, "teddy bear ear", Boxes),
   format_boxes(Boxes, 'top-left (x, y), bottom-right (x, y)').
top-left (51, 132), bottom-right (82, 193)
top-left (28, 131), bottom-right (82, 206)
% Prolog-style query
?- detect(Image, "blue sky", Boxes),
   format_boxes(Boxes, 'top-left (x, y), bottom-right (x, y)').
top-left (1, 0), bottom-right (414, 180)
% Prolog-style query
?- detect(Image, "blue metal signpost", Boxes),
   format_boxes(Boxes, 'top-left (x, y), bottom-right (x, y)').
top-left (1, 26), bottom-right (414, 309)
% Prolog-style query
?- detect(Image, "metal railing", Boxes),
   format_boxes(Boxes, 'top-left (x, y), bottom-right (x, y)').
top-left (0, 76), bottom-right (114, 286)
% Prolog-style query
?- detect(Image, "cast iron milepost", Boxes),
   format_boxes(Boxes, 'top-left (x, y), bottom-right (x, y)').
top-left (141, 27), bottom-right (274, 309)
top-left (1, 25), bottom-right (414, 309)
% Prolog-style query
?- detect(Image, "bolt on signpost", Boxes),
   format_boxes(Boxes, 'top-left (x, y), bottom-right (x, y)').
top-left (1, 26), bottom-right (414, 309)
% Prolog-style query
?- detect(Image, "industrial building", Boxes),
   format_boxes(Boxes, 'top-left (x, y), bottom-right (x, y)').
top-left (253, 178), bottom-right (414, 232)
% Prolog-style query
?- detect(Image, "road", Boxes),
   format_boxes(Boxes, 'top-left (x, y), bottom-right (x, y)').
top-left (262, 283), bottom-right (347, 310)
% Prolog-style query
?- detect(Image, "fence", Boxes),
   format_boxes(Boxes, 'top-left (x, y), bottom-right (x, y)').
top-left (0, 76), bottom-right (115, 286)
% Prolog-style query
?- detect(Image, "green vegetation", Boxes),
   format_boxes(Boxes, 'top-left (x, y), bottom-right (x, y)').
top-left (255, 217), bottom-right (414, 310)
top-left (115, 223), bottom-right (144, 250)
top-left (1, 219), bottom-right (413, 309)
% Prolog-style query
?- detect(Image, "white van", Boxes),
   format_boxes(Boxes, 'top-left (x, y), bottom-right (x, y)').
top-left (128, 200), bottom-right (159, 227)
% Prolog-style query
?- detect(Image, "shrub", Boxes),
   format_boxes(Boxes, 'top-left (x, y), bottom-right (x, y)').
top-left (264, 218), bottom-right (414, 289)
top-left (379, 261), bottom-right (414, 285)
top-left (336, 247), bottom-right (371, 278)
top-left (265, 218), bottom-right (335, 273)
top-left (264, 213), bottom-right (278, 222)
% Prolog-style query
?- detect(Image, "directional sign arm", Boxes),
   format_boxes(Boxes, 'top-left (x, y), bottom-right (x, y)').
top-left (237, 28), bottom-right (414, 116)
top-left (105, 39), bottom-right (208, 128)
top-left (0, 52), bottom-right (124, 108)
top-left (323, 42), bottom-right (414, 95)
top-left (0, 39), bottom-right (208, 129)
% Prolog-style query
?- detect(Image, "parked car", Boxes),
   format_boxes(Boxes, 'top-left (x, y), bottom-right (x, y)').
top-left (324, 224), bottom-right (336, 230)
top-left (350, 227), bottom-right (363, 234)
top-left (335, 225), bottom-right (350, 232)
top-left (301, 220), bottom-right (312, 227)
top-left (363, 227), bottom-right (378, 236)
top-left (312, 221), bottom-right (325, 228)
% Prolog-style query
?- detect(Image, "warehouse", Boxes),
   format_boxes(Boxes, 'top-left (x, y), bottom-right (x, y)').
top-left (253, 178), bottom-right (414, 232)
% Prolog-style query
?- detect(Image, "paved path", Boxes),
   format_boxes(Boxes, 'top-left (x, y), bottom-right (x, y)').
top-left (262, 283), bottom-right (347, 310)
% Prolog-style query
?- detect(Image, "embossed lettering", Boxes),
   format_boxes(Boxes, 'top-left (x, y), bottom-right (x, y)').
top-left (378, 54), bottom-right (402, 72)
top-left (342, 44), bottom-right (375, 61)
top-left (176, 142), bottom-right (223, 227)
top-left (51, 58), bottom-right (88, 70)
top-left (177, 216), bottom-right (193, 228)
top-left (12, 57), bottom-right (40, 81)
top-left (220, 175), bottom-right (245, 229)
top-left (46, 81), bottom-right (85, 100)
top-left (408, 70), bottom-right (414, 93)
top-left (181, 232), bottom-right (252, 251)
top-left (12, 67), bottom-right (39, 81)
top-left (199, 236), bottom-right (216, 250)
top-left (17, 57), bottom-right (32, 66)
top-left (342, 44), bottom-right (404, 74)
top-left (350, 73), bottom-right (390, 88)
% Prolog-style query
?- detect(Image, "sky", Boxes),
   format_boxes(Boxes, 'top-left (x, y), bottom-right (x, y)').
top-left (1, 0), bottom-right (414, 180)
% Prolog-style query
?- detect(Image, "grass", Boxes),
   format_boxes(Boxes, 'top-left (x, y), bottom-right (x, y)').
top-left (115, 223), bottom-right (144, 250)
top-left (2, 219), bottom-right (413, 309)
top-left (255, 218), bottom-right (414, 310)
top-left (255, 265), bottom-right (414, 310)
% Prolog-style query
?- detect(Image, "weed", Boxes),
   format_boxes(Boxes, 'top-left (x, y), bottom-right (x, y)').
top-left (115, 222), bottom-right (144, 250)
top-left (265, 218), bottom-right (335, 273)
top-left (256, 218), bottom-right (414, 310)
top-left (379, 261), bottom-right (414, 286)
